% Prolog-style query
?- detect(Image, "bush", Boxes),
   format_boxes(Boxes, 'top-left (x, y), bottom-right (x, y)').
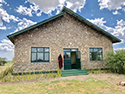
top-left (0, 64), bottom-right (13, 79)
top-left (0, 57), bottom-right (7, 66)
top-left (105, 50), bottom-right (125, 74)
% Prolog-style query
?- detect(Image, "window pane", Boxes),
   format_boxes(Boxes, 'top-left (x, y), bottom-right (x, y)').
top-left (45, 48), bottom-right (49, 52)
top-left (31, 47), bottom-right (50, 62)
top-left (71, 49), bottom-right (78, 51)
top-left (89, 48), bottom-right (103, 61)
top-left (37, 53), bottom-right (43, 62)
top-left (66, 52), bottom-right (70, 59)
top-left (63, 52), bottom-right (65, 59)
top-left (63, 49), bottom-right (70, 52)
top-left (94, 48), bottom-right (98, 52)
top-left (31, 48), bottom-right (37, 52)
top-left (92, 52), bottom-right (98, 60)
top-left (89, 48), bottom-right (93, 52)
top-left (90, 53), bottom-right (92, 60)
top-left (98, 54), bottom-right (102, 60)
top-left (97, 49), bottom-right (102, 54)
top-left (31, 53), bottom-right (36, 62)
top-left (37, 48), bottom-right (43, 52)
top-left (45, 53), bottom-right (49, 62)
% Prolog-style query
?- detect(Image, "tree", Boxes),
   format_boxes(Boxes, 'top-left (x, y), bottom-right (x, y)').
top-left (105, 50), bottom-right (125, 74)
top-left (0, 57), bottom-right (7, 66)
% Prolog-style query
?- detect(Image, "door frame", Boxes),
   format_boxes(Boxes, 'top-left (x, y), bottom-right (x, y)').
top-left (63, 48), bottom-right (81, 70)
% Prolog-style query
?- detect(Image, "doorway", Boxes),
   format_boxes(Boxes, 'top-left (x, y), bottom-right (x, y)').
top-left (63, 49), bottom-right (81, 70)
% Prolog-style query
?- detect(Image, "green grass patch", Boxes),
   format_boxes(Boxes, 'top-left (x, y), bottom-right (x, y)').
top-left (0, 78), bottom-right (123, 94)
top-left (0, 62), bottom-right (13, 73)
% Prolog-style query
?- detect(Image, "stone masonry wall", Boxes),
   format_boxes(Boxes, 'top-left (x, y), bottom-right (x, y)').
top-left (13, 13), bottom-right (113, 73)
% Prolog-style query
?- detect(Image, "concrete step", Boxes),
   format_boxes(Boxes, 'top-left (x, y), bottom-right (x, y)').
top-left (61, 69), bottom-right (88, 77)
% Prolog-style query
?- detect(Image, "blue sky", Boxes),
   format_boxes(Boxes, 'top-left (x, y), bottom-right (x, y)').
top-left (0, 0), bottom-right (125, 60)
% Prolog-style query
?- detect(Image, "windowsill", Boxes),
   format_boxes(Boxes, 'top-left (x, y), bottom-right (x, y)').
top-left (31, 62), bottom-right (50, 63)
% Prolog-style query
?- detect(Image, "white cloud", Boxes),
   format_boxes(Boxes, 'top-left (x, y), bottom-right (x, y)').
top-left (0, 4), bottom-right (19, 30)
top-left (98, 0), bottom-right (125, 15)
top-left (65, 0), bottom-right (86, 12)
top-left (113, 11), bottom-right (120, 15)
top-left (30, 4), bottom-right (42, 16)
top-left (27, 0), bottom-right (86, 15)
top-left (98, 0), bottom-right (125, 10)
top-left (16, 5), bottom-right (33, 17)
top-left (88, 18), bottom-right (114, 34)
top-left (88, 18), bottom-right (125, 45)
top-left (0, 0), bottom-right (7, 4)
top-left (0, 26), bottom-right (6, 30)
top-left (88, 18), bottom-right (106, 26)
top-left (0, 39), bottom-right (14, 51)
top-left (66, 1), bottom-right (73, 8)
top-left (27, 0), bottom-right (63, 15)
top-left (112, 19), bottom-right (125, 38)
top-left (14, 18), bottom-right (37, 33)
top-left (16, 4), bottom-right (43, 17)
top-left (0, 50), bottom-right (14, 60)
top-left (114, 48), bottom-right (125, 51)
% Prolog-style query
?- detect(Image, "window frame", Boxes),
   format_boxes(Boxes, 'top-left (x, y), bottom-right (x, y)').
top-left (89, 48), bottom-right (103, 61)
top-left (31, 47), bottom-right (50, 63)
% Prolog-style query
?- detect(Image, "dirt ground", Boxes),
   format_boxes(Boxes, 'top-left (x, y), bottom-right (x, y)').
top-left (0, 73), bottom-right (125, 92)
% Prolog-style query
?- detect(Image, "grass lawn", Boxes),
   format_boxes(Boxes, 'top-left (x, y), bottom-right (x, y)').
top-left (0, 77), bottom-right (124, 94)
top-left (0, 62), bottom-right (13, 73)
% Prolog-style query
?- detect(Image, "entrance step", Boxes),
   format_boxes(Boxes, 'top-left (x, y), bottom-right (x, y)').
top-left (61, 69), bottom-right (88, 77)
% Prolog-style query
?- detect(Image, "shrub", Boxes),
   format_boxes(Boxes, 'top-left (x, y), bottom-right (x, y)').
top-left (0, 64), bottom-right (13, 79)
top-left (105, 50), bottom-right (125, 74)
top-left (0, 57), bottom-right (7, 66)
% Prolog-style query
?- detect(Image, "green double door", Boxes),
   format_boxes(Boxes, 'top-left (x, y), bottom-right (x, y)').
top-left (63, 49), bottom-right (81, 70)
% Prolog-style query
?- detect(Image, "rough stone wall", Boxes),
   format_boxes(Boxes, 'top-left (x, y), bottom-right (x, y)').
top-left (13, 13), bottom-right (113, 73)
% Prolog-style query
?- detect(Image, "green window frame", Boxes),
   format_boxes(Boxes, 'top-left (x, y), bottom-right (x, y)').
top-left (89, 48), bottom-right (103, 61)
top-left (31, 47), bottom-right (49, 62)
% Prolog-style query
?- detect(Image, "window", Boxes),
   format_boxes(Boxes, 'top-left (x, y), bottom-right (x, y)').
top-left (63, 49), bottom-right (78, 52)
top-left (63, 48), bottom-right (78, 59)
top-left (31, 47), bottom-right (49, 62)
top-left (89, 48), bottom-right (103, 61)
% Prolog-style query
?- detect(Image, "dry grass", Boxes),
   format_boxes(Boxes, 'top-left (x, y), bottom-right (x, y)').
top-left (0, 76), bottom-right (125, 94)
top-left (0, 62), bottom-right (13, 73)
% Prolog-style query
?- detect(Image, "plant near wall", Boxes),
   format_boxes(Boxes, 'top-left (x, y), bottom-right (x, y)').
top-left (13, 76), bottom-right (17, 82)
top-left (47, 70), bottom-right (51, 79)
top-left (17, 73), bottom-right (21, 81)
top-left (57, 68), bottom-right (61, 77)
top-left (90, 67), bottom-right (94, 74)
top-left (0, 64), bottom-right (13, 79)
top-left (27, 71), bottom-right (31, 80)
top-left (23, 71), bottom-right (27, 81)
top-left (105, 50), bottom-right (125, 74)
top-left (40, 69), bottom-right (44, 79)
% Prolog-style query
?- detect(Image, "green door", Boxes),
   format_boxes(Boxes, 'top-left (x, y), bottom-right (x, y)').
top-left (64, 52), bottom-right (71, 70)
top-left (76, 51), bottom-right (81, 69)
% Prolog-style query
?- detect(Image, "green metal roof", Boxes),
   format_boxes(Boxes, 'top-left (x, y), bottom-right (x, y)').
top-left (7, 6), bottom-right (121, 44)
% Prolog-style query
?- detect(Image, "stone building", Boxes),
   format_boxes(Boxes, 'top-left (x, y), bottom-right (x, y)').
top-left (7, 6), bottom-right (121, 73)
